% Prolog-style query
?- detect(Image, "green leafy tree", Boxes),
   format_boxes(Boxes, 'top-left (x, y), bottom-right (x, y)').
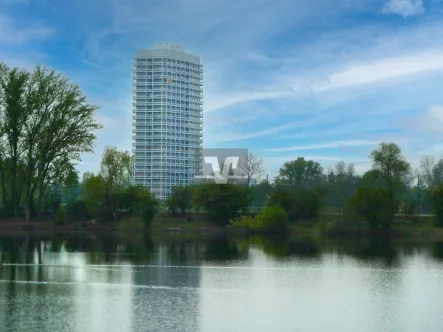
top-left (129, 186), bottom-right (159, 227)
top-left (370, 142), bottom-right (412, 218)
top-left (251, 180), bottom-right (272, 207)
top-left (429, 185), bottom-right (443, 227)
top-left (0, 65), bottom-right (30, 217)
top-left (268, 186), bottom-right (323, 221)
top-left (192, 184), bottom-right (252, 224)
top-left (275, 157), bottom-right (324, 188)
top-left (268, 187), bottom-right (296, 216)
top-left (348, 187), bottom-right (392, 231)
top-left (0, 63), bottom-right (101, 220)
top-left (84, 175), bottom-right (106, 219)
top-left (165, 186), bottom-right (193, 216)
top-left (325, 161), bottom-right (359, 211)
top-left (359, 169), bottom-right (383, 188)
top-left (291, 188), bottom-right (324, 220)
top-left (99, 146), bottom-right (131, 220)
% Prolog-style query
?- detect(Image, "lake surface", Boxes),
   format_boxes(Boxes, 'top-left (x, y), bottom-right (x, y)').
top-left (1, 234), bottom-right (443, 332)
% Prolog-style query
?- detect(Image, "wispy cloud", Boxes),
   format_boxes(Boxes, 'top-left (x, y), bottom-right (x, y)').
top-left (0, 14), bottom-right (53, 44)
top-left (214, 121), bottom-right (302, 143)
top-left (383, 0), bottom-right (425, 17)
top-left (263, 140), bottom-right (381, 152)
top-left (313, 50), bottom-right (443, 91)
top-left (399, 105), bottom-right (443, 134)
top-left (205, 89), bottom-right (296, 112)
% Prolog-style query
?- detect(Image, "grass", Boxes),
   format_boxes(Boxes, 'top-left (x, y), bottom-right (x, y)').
top-left (150, 213), bottom-right (224, 234)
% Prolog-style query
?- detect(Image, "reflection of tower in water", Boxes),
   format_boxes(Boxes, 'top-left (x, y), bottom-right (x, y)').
top-left (131, 241), bottom-right (205, 332)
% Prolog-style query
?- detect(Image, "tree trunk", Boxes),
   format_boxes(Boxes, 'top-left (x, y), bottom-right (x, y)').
top-left (25, 196), bottom-right (31, 222)
top-left (36, 181), bottom-right (46, 218)
top-left (11, 157), bottom-right (18, 218)
top-left (0, 163), bottom-right (8, 212)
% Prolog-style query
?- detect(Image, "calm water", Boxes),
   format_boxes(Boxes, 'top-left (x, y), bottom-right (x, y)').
top-left (1, 234), bottom-right (443, 332)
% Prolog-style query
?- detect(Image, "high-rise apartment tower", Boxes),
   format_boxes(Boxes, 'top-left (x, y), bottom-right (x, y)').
top-left (132, 43), bottom-right (203, 199)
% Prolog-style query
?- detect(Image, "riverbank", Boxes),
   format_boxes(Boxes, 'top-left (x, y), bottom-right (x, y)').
top-left (1, 213), bottom-right (442, 241)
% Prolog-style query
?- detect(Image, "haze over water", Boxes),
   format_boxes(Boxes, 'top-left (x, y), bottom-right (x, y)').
top-left (1, 235), bottom-right (443, 332)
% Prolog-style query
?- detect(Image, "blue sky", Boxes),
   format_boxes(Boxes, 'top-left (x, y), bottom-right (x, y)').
top-left (1, 0), bottom-right (443, 178)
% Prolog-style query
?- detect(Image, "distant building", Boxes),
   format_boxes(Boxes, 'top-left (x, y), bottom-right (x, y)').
top-left (132, 43), bottom-right (203, 199)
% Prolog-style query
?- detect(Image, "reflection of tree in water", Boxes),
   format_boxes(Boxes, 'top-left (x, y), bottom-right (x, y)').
top-left (331, 237), bottom-right (399, 267)
top-left (204, 236), bottom-right (248, 261)
top-left (240, 236), bottom-right (321, 259)
top-left (432, 242), bottom-right (443, 260)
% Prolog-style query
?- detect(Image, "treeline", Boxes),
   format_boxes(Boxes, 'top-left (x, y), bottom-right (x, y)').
top-left (162, 143), bottom-right (443, 233)
top-left (0, 62), bottom-right (101, 220)
top-left (164, 143), bottom-right (443, 234)
top-left (52, 147), bottom-right (159, 227)
top-left (243, 143), bottom-right (443, 233)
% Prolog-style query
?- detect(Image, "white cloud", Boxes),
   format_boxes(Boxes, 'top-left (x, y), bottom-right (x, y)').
top-left (400, 105), bottom-right (443, 134)
top-left (314, 50), bottom-right (443, 91)
top-left (263, 140), bottom-right (380, 152)
top-left (205, 89), bottom-right (295, 112)
top-left (0, 14), bottom-right (53, 44)
top-left (212, 121), bottom-right (302, 143)
top-left (383, 0), bottom-right (425, 17)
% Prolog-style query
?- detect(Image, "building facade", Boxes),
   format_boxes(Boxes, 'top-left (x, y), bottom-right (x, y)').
top-left (132, 43), bottom-right (203, 199)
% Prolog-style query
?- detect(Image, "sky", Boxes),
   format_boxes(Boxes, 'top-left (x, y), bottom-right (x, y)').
top-left (1, 0), bottom-right (443, 179)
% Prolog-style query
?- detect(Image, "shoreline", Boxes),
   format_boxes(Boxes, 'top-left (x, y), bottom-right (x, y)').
top-left (1, 216), bottom-right (443, 242)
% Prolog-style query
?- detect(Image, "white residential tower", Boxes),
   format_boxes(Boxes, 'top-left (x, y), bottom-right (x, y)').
top-left (132, 43), bottom-right (203, 199)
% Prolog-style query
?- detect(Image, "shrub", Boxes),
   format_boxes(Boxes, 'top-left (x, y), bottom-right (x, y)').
top-left (325, 210), bottom-right (370, 236)
top-left (347, 187), bottom-right (392, 231)
top-left (268, 187), bottom-right (295, 215)
top-left (229, 215), bottom-right (256, 233)
top-left (255, 205), bottom-right (289, 233)
top-left (268, 187), bottom-right (323, 221)
top-left (229, 205), bottom-right (288, 234)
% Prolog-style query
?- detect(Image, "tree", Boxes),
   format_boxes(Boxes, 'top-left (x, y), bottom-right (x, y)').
top-left (118, 185), bottom-right (159, 227)
top-left (0, 63), bottom-right (101, 220)
top-left (370, 143), bottom-right (412, 217)
top-left (251, 180), bottom-right (272, 207)
top-left (239, 153), bottom-right (264, 185)
top-left (84, 175), bottom-right (106, 219)
top-left (99, 146), bottom-right (131, 220)
top-left (418, 156), bottom-right (443, 189)
top-left (429, 185), bottom-right (443, 227)
top-left (348, 187), bottom-right (395, 231)
top-left (359, 169), bottom-right (383, 188)
top-left (192, 184), bottom-right (253, 224)
top-left (268, 187), bottom-right (295, 216)
top-left (325, 161), bottom-right (359, 211)
top-left (275, 157), bottom-right (324, 188)
top-left (166, 186), bottom-right (192, 216)
top-left (0, 65), bottom-right (30, 217)
top-left (268, 186), bottom-right (323, 221)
